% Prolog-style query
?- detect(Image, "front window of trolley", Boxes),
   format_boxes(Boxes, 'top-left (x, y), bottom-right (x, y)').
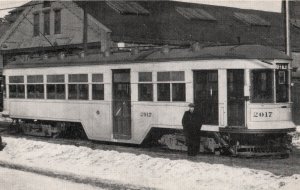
top-left (251, 69), bottom-right (274, 103)
top-left (250, 64), bottom-right (290, 103)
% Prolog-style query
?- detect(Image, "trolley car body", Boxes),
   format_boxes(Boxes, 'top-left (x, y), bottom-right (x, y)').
top-left (2, 45), bottom-right (296, 155)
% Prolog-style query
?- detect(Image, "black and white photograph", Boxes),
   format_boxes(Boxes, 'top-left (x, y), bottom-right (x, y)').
top-left (0, 0), bottom-right (299, 189)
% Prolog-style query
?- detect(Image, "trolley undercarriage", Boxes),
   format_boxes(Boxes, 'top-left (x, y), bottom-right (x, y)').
top-left (5, 118), bottom-right (295, 158)
top-left (158, 128), bottom-right (294, 158)
top-left (9, 119), bottom-right (87, 139)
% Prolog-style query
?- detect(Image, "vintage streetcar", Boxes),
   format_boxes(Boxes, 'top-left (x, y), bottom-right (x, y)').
top-left (2, 44), bottom-right (296, 157)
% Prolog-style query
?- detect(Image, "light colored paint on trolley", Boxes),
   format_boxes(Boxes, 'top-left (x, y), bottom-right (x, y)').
top-left (3, 58), bottom-right (294, 144)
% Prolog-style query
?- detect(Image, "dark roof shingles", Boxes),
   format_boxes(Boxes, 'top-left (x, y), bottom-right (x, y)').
top-left (75, 1), bottom-right (300, 50)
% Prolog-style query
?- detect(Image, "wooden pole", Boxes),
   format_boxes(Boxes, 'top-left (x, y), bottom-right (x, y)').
top-left (83, 4), bottom-right (88, 53)
top-left (285, 0), bottom-right (291, 56)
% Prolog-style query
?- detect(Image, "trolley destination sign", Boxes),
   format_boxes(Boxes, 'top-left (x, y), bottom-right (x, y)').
top-left (276, 63), bottom-right (289, 70)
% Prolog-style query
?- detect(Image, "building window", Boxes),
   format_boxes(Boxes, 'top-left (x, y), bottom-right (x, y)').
top-left (68, 74), bottom-right (88, 100)
top-left (92, 74), bottom-right (104, 100)
top-left (251, 70), bottom-right (274, 103)
top-left (33, 13), bottom-right (40, 36)
top-left (157, 71), bottom-right (185, 102)
top-left (276, 70), bottom-right (289, 102)
top-left (176, 7), bottom-right (216, 21)
top-left (43, 11), bottom-right (50, 35)
top-left (47, 75), bottom-right (65, 99)
top-left (138, 72), bottom-right (153, 101)
top-left (43, 1), bottom-right (51, 8)
top-left (27, 75), bottom-right (44, 99)
top-left (54, 9), bottom-right (61, 34)
top-left (8, 76), bottom-right (25, 99)
top-left (106, 1), bottom-right (150, 15)
top-left (234, 12), bottom-right (270, 27)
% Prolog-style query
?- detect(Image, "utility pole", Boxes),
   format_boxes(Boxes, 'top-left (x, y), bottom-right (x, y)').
top-left (83, 4), bottom-right (88, 53)
top-left (284, 0), bottom-right (291, 56)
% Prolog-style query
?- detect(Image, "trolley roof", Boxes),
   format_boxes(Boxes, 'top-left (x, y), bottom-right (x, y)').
top-left (5, 45), bottom-right (291, 69)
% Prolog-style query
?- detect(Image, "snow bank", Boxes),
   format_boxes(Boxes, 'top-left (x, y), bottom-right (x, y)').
top-left (292, 126), bottom-right (300, 149)
top-left (0, 167), bottom-right (103, 190)
top-left (0, 137), bottom-right (299, 190)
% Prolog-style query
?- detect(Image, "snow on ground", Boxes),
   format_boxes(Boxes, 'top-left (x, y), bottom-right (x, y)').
top-left (0, 137), bottom-right (299, 190)
top-left (292, 126), bottom-right (300, 149)
top-left (0, 167), bottom-right (105, 190)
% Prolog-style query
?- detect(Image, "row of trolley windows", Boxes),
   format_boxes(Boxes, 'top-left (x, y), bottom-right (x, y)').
top-left (7, 72), bottom-right (186, 102)
top-left (138, 71), bottom-right (186, 102)
top-left (7, 69), bottom-right (289, 103)
top-left (8, 74), bottom-right (104, 100)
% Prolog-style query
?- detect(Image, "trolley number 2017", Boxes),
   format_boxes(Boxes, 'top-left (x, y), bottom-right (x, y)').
top-left (253, 112), bottom-right (273, 118)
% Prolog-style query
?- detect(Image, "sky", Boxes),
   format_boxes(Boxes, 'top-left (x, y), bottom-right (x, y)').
top-left (0, 0), bottom-right (283, 18)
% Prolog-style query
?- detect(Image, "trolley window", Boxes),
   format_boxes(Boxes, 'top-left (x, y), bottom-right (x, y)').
top-left (8, 76), bottom-right (25, 99)
top-left (9, 76), bottom-right (24, 83)
top-left (2, 76), bottom-right (6, 99)
top-left (276, 70), bottom-right (289, 102)
top-left (251, 70), bottom-right (274, 103)
top-left (27, 75), bottom-right (44, 99)
top-left (138, 72), bottom-right (153, 101)
top-left (157, 71), bottom-right (185, 102)
top-left (68, 74), bottom-right (88, 100)
top-left (47, 75), bottom-right (65, 99)
top-left (92, 74), bottom-right (104, 100)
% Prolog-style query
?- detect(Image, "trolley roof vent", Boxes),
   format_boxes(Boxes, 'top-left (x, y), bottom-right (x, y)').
top-left (234, 12), bottom-right (270, 27)
top-left (191, 42), bottom-right (202, 52)
top-left (104, 49), bottom-right (111, 57)
top-left (58, 52), bottom-right (65, 60)
top-left (131, 48), bottom-right (139, 55)
top-left (176, 7), bottom-right (216, 21)
top-left (43, 54), bottom-right (48, 60)
top-left (106, 1), bottom-right (150, 16)
top-left (79, 51), bottom-right (85, 59)
top-left (161, 45), bottom-right (170, 54)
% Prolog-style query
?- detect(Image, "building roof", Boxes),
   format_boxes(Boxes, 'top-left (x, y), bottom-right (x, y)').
top-left (2, 0), bottom-right (300, 52)
top-left (74, 0), bottom-right (300, 51)
top-left (4, 45), bottom-right (291, 69)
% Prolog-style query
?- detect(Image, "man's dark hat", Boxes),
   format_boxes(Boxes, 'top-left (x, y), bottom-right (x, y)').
top-left (188, 103), bottom-right (195, 107)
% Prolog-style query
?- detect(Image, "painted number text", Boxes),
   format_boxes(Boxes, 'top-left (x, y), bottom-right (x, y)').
top-left (253, 112), bottom-right (273, 118)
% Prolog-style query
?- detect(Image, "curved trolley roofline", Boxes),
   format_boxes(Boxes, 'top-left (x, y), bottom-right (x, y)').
top-left (3, 44), bottom-right (292, 69)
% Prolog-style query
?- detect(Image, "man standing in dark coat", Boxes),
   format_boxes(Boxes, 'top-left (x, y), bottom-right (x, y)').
top-left (182, 103), bottom-right (202, 156)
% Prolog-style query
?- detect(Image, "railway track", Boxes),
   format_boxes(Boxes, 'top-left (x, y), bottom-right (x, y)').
top-left (1, 122), bottom-right (300, 178)
top-left (0, 121), bottom-right (296, 160)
